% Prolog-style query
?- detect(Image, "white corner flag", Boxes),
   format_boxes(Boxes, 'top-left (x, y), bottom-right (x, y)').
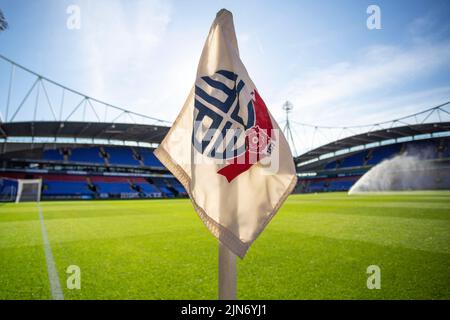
top-left (154, 9), bottom-right (297, 259)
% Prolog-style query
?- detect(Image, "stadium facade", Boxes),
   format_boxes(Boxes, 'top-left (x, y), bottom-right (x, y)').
top-left (0, 121), bottom-right (186, 200)
top-left (1, 54), bottom-right (450, 200)
top-left (294, 122), bottom-right (450, 193)
top-left (2, 121), bottom-right (449, 201)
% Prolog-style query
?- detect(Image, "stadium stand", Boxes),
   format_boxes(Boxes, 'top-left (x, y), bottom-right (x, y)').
top-left (41, 145), bottom-right (165, 168)
top-left (443, 140), bottom-right (450, 157)
top-left (171, 180), bottom-right (187, 196)
top-left (0, 178), bottom-right (17, 201)
top-left (44, 181), bottom-right (93, 197)
top-left (340, 151), bottom-right (368, 168)
top-left (324, 161), bottom-right (337, 170)
top-left (366, 144), bottom-right (402, 165)
top-left (104, 147), bottom-right (140, 166)
top-left (1, 53), bottom-right (449, 200)
top-left (151, 177), bottom-right (176, 197)
top-left (296, 133), bottom-right (450, 193)
top-left (43, 149), bottom-right (64, 161)
top-left (138, 148), bottom-right (164, 167)
top-left (1, 119), bottom-right (449, 199)
top-left (0, 170), bottom-right (166, 200)
top-left (130, 177), bottom-right (161, 196)
top-left (69, 147), bottom-right (105, 164)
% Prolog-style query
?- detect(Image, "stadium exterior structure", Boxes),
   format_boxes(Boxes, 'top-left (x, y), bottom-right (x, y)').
top-left (294, 122), bottom-right (450, 193)
top-left (1, 54), bottom-right (450, 199)
top-left (0, 121), bottom-right (185, 200)
top-left (0, 121), bottom-right (169, 146)
top-left (1, 119), bottom-right (449, 200)
top-left (0, 54), bottom-right (185, 201)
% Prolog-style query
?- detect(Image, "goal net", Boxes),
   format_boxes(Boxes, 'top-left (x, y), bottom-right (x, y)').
top-left (15, 179), bottom-right (42, 203)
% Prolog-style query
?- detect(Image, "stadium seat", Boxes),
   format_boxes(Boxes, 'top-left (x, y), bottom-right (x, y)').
top-left (152, 177), bottom-right (176, 197)
top-left (138, 148), bottom-right (164, 167)
top-left (328, 180), bottom-right (355, 191)
top-left (104, 147), bottom-right (140, 166)
top-left (43, 149), bottom-right (64, 161)
top-left (96, 182), bottom-right (133, 194)
top-left (307, 181), bottom-right (325, 192)
top-left (340, 151), bottom-right (367, 168)
top-left (443, 140), bottom-right (450, 158)
top-left (43, 181), bottom-right (93, 196)
top-left (0, 178), bottom-right (18, 201)
top-left (130, 178), bottom-right (162, 197)
top-left (366, 144), bottom-right (402, 165)
top-left (324, 161), bottom-right (337, 170)
top-left (69, 147), bottom-right (105, 164)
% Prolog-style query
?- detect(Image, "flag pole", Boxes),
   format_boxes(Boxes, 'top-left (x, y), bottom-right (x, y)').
top-left (218, 242), bottom-right (237, 300)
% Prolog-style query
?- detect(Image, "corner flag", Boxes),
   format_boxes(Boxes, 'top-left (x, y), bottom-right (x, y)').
top-left (154, 9), bottom-right (297, 259)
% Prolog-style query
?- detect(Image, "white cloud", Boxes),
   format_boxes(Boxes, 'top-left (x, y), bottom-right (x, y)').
top-left (71, 4), bottom-right (450, 133)
top-left (77, 0), bottom-right (174, 120)
top-left (287, 85), bottom-right (450, 156)
top-left (336, 86), bottom-right (450, 126)
top-left (237, 32), bottom-right (250, 44)
top-left (272, 41), bottom-right (450, 126)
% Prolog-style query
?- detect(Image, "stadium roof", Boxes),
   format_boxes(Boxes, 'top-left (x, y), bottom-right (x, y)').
top-left (295, 122), bottom-right (450, 163)
top-left (0, 121), bottom-right (169, 144)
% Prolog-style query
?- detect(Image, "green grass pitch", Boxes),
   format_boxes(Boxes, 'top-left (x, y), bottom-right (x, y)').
top-left (0, 191), bottom-right (449, 300)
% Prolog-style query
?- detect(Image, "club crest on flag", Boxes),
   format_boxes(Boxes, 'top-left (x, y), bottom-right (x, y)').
top-left (193, 70), bottom-right (275, 182)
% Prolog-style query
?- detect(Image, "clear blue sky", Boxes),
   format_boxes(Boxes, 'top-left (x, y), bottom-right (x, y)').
top-left (0, 0), bottom-right (449, 128)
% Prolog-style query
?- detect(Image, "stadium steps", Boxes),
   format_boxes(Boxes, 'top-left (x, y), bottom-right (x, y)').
top-left (131, 147), bottom-right (145, 166)
top-left (99, 146), bottom-right (110, 166)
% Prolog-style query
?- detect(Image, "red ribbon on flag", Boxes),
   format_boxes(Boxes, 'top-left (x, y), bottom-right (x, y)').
top-left (217, 90), bottom-right (273, 182)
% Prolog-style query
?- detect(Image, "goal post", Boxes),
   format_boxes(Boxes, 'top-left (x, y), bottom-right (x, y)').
top-left (15, 179), bottom-right (42, 203)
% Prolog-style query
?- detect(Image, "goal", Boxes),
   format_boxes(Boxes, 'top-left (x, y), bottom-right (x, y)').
top-left (15, 179), bottom-right (42, 203)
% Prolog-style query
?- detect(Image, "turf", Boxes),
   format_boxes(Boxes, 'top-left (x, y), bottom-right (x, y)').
top-left (0, 191), bottom-right (449, 299)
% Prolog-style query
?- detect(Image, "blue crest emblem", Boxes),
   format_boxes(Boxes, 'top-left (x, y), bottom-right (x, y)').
top-left (192, 70), bottom-right (255, 160)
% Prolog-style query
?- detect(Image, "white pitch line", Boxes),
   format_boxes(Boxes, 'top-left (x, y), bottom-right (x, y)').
top-left (38, 205), bottom-right (64, 300)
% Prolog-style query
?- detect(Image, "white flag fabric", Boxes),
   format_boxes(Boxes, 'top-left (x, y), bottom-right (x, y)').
top-left (154, 9), bottom-right (297, 258)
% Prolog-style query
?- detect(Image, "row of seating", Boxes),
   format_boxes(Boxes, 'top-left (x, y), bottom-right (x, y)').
top-left (149, 177), bottom-right (188, 198)
top-left (42, 146), bottom-right (163, 168)
top-left (15, 174), bottom-right (188, 199)
top-left (0, 178), bottom-right (17, 201)
top-left (324, 139), bottom-right (449, 170)
top-left (297, 176), bottom-right (360, 193)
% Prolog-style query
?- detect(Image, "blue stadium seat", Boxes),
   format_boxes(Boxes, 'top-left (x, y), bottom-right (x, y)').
top-left (367, 144), bottom-right (402, 165)
top-left (324, 161), bottom-right (337, 170)
top-left (138, 148), bottom-right (164, 167)
top-left (96, 182), bottom-right (132, 194)
top-left (135, 183), bottom-right (160, 194)
top-left (443, 141), bottom-right (450, 157)
top-left (0, 178), bottom-right (17, 201)
top-left (340, 151), bottom-right (367, 168)
top-left (173, 185), bottom-right (186, 194)
top-left (158, 186), bottom-right (174, 197)
top-left (104, 147), bottom-right (140, 166)
top-left (328, 180), bottom-right (355, 191)
top-left (308, 181), bottom-right (325, 192)
top-left (43, 149), bottom-right (63, 161)
top-left (152, 177), bottom-right (175, 196)
top-left (43, 181), bottom-right (92, 196)
top-left (69, 147), bottom-right (105, 164)
top-left (169, 179), bottom-right (186, 194)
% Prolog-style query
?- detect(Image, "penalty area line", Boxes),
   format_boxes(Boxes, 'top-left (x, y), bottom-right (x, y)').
top-left (38, 204), bottom-right (64, 300)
